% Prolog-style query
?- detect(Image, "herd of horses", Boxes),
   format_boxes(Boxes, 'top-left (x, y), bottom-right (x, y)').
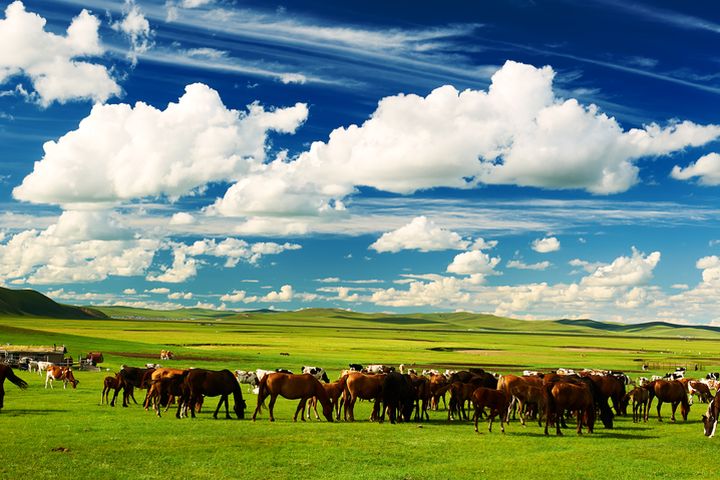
top-left (1, 361), bottom-right (718, 437)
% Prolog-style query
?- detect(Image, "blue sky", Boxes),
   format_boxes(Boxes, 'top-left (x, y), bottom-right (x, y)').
top-left (1, 0), bottom-right (720, 324)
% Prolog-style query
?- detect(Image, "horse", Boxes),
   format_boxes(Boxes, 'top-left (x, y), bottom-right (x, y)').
top-left (428, 373), bottom-right (448, 411)
top-left (381, 373), bottom-right (416, 424)
top-left (143, 368), bottom-right (188, 411)
top-left (110, 366), bottom-right (153, 407)
top-left (702, 393), bottom-right (720, 437)
top-left (146, 371), bottom-right (191, 417)
top-left (343, 372), bottom-right (385, 422)
top-left (544, 373), bottom-right (613, 429)
top-left (252, 372), bottom-right (333, 422)
top-left (622, 387), bottom-right (649, 423)
top-left (644, 379), bottom-right (690, 422)
top-left (472, 387), bottom-right (510, 433)
top-left (184, 369), bottom-right (246, 419)
top-left (0, 365), bottom-right (28, 411)
top-left (544, 382), bottom-right (595, 436)
top-left (497, 375), bottom-right (545, 426)
top-left (306, 376), bottom-right (346, 421)
top-left (585, 374), bottom-right (626, 415)
top-left (101, 375), bottom-right (135, 405)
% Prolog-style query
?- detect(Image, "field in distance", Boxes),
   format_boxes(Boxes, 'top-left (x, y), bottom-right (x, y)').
top-left (1, 307), bottom-right (720, 479)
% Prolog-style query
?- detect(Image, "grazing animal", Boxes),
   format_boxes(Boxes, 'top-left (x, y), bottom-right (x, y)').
top-left (36, 361), bottom-right (54, 376)
top-left (706, 372), bottom-right (720, 381)
top-left (343, 372), bottom-right (385, 421)
top-left (472, 387), bottom-right (510, 433)
top-left (348, 364), bottom-right (363, 372)
top-left (160, 350), bottom-right (174, 360)
top-left (252, 373), bottom-right (333, 422)
top-left (681, 379), bottom-right (713, 404)
top-left (110, 366), bottom-right (153, 407)
top-left (45, 366), bottom-right (78, 389)
top-left (275, 368), bottom-right (293, 374)
top-left (184, 369), bottom-right (246, 419)
top-left (623, 387), bottom-right (650, 423)
top-left (307, 376), bottom-right (346, 421)
top-left (301, 366), bottom-right (330, 383)
top-left (544, 382), bottom-right (595, 436)
top-left (0, 365), bottom-right (28, 411)
top-left (702, 393), bottom-right (720, 437)
top-left (644, 380), bottom-right (690, 422)
top-left (587, 374), bottom-right (626, 416)
top-left (144, 368), bottom-right (188, 411)
top-left (102, 376), bottom-right (123, 405)
top-left (381, 373), bottom-right (416, 424)
top-left (364, 364), bottom-right (394, 374)
top-left (235, 370), bottom-right (259, 392)
top-left (497, 375), bottom-right (545, 426)
top-left (147, 371), bottom-right (191, 417)
top-left (408, 374), bottom-right (431, 421)
top-left (428, 374), bottom-right (448, 411)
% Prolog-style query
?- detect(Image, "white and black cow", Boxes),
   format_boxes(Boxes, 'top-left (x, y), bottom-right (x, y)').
top-left (706, 372), bottom-right (720, 381)
top-left (235, 370), bottom-right (259, 392)
top-left (364, 364), bottom-right (394, 374)
top-left (301, 366), bottom-right (330, 383)
top-left (348, 364), bottom-right (363, 372)
top-left (664, 367), bottom-right (686, 380)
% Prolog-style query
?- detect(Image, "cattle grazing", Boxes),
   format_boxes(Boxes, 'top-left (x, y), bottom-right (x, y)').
top-left (185, 369), bottom-right (246, 419)
top-left (235, 370), bottom-right (259, 392)
top-left (348, 364), bottom-right (363, 372)
top-left (663, 367), bottom-right (686, 381)
top-left (644, 380), bottom-right (690, 422)
top-left (364, 364), bottom-right (394, 374)
top-left (622, 387), bottom-right (649, 423)
top-left (0, 364), bottom-right (28, 411)
top-left (381, 373), bottom-right (416, 424)
top-left (702, 393), bottom-right (720, 437)
top-left (36, 361), bottom-right (54, 376)
top-left (110, 366), bottom-right (153, 407)
top-left (343, 371), bottom-right (385, 421)
top-left (275, 368), bottom-right (293, 374)
top-left (472, 387), bottom-right (510, 433)
top-left (706, 372), bottom-right (720, 381)
top-left (680, 379), bottom-right (713, 404)
top-left (301, 366), bottom-right (330, 383)
top-left (45, 366), bottom-right (78, 389)
top-left (252, 372), bottom-right (332, 422)
top-left (544, 382), bottom-right (595, 436)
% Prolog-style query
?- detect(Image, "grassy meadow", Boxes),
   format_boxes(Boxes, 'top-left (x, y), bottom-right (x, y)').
top-left (2, 308), bottom-right (720, 479)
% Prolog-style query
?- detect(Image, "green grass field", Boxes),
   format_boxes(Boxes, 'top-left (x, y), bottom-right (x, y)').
top-left (2, 309), bottom-right (720, 479)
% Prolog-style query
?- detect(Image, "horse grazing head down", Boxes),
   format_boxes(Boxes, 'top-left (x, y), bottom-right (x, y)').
top-left (234, 397), bottom-right (247, 419)
top-left (703, 396), bottom-right (720, 437)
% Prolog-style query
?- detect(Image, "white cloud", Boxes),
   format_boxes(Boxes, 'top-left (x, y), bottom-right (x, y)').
top-left (211, 61), bottom-right (720, 222)
top-left (569, 258), bottom-right (606, 274)
top-left (369, 216), bottom-right (468, 253)
top-left (532, 236), bottom-right (560, 253)
top-left (0, 1), bottom-right (120, 106)
top-left (13, 83), bottom-right (307, 206)
top-left (507, 259), bottom-right (550, 270)
top-left (336, 287), bottom-right (359, 302)
top-left (447, 250), bottom-right (501, 277)
top-left (169, 212), bottom-right (195, 225)
top-left (147, 247), bottom-right (197, 283)
top-left (470, 237), bottom-right (498, 250)
top-left (0, 210), bottom-right (158, 284)
top-left (671, 153), bottom-right (720, 186)
top-left (123, 288), bottom-right (136, 294)
top-left (168, 291), bottom-right (192, 300)
top-left (220, 290), bottom-right (257, 303)
top-left (147, 287), bottom-right (170, 294)
top-left (371, 276), bottom-right (470, 307)
top-left (112, 0), bottom-right (152, 65)
top-left (261, 284), bottom-right (293, 302)
top-left (581, 247), bottom-right (660, 287)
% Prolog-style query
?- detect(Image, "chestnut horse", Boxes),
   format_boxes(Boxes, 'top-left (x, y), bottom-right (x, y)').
top-left (702, 393), bottom-right (720, 437)
top-left (472, 387), bottom-right (510, 433)
top-left (101, 375), bottom-right (135, 405)
top-left (644, 379), bottom-right (689, 422)
top-left (184, 369), bottom-right (246, 419)
top-left (622, 387), bottom-right (650, 423)
top-left (544, 382), bottom-right (595, 436)
top-left (343, 372), bottom-right (385, 422)
top-left (0, 365), bottom-right (28, 412)
top-left (306, 376), bottom-right (346, 421)
top-left (253, 372), bottom-right (333, 422)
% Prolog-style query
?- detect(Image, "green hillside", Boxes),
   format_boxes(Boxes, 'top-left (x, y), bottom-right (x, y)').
top-left (0, 286), bottom-right (107, 319)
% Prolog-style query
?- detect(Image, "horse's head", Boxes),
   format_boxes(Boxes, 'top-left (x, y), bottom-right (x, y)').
top-left (599, 406), bottom-right (613, 429)
top-left (322, 401), bottom-right (334, 422)
top-left (234, 398), bottom-right (247, 419)
top-left (703, 402), bottom-right (718, 437)
top-left (618, 393), bottom-right (630, 416)
top-left (681, 401), bottom-right (690, 422)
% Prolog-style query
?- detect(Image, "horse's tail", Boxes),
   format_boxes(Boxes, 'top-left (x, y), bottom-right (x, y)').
top-left (544, 383), bottom-right (556, 419)
top-left (255, 373), bottom-right (269, 412)
top-left (6, 368), bottom-right (28, 390)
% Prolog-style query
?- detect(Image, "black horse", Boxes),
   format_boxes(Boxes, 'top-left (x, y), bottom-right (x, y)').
top-left (0, 364), bottom-right (28, 411)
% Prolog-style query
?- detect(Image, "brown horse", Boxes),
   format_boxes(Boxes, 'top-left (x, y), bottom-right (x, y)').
top-left (306, 376), bottom-right (346, 421)
top-left (184, 369), bottom-right (246, 419)
top-left (101, 375), bottom-right (135, 405)
top-left (343, 372), bottom-right (385, 422)
top-left (544, 382), bottom-right (595, 436)
top-left (472, 387), bottom-right (510, 433)
top-left (0, 365), bottom-right (28, 411)
top-left (253, 372), bottom-right (333, 422)
top-left (110, 366), bottom-right (153, 407)
top-left (644, 380), bottom-right (689, 422)
top-left (144, 368), bottom-right (188, 411)
top-left (586, 374), bottom-right (626, 415)
top-left (702, 393), bottom-right (720, 437)
top-left (428, 373), bottom-right (448, 410)
top-left (623, 387), bottom-right (649, 423)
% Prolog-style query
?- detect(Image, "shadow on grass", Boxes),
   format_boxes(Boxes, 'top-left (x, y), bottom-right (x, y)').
top-left (2, 408), bottom-right (69, 416)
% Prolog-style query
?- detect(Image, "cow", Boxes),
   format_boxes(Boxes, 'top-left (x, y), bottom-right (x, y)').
top-left (348, 364), bottom-right (363, 372)
top-left (36, 361), bottom-right (54, 376)
top-left (706, 372), bottom-right (720, 381)
top-left (160, 350), bottom-right (174, 360)
top-left (664, 367), bottom-right (686, 381)
top-left (681, 379), bottom-right (713, 404)
top-left (301, 366), bottom-right (330, 383)
top-left (45, 366), bottom-right (78, 389)
top-left (275, 368), bottom-right (293, 374)
top-left (422, 369), bottom-right (440, 376)
top-left (364, 364), bottom-right (394, 374)
top-left (235, 370), bottom-right (259, 392)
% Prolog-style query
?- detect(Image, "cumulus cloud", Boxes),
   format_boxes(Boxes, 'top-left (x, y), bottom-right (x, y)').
top-left (169, 212), bottom-right (195, 225)
top-left (569, 258), bottom-right (606, 274)
top-left (369, 216), bottom-right (468, 253)
top-left (581, 247), bottom-right (660, 287)
top-left (0, 1), bottom-right (120, 106)
top-left (13, 83), bottom-right (308, 206)
top-left (112, 0), bottom-right (152, 65)
top-left (147, 287), bottom-right (170, 294)
top-left (671, 153), bottom-right (720, 186)
top-left (507, 259), bottom-right (550, 270)
top-left (261, 284), bottom-right (293, 302)
top-left (211, 60), bottom-right (720, 222)
top-left (470, 238), bottom-right (498, 250)
top-left (532, 236), bottom-right (560, 253)
top-left (123, 288), bottom-right (136, 294)
top-left (220, 290), bottom-right (257, 303)
top-left (168, 291), bottom-right (193, 300)
top-left (0, 210), bottom-right (158, 284)
top-left (147, 238), bottom-right (300, 283)
top-left (446, 250), bottom-right (501, 277)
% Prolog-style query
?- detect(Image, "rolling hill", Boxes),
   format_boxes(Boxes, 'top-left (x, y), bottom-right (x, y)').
top-left (0, 286), bottom-right (107, 319)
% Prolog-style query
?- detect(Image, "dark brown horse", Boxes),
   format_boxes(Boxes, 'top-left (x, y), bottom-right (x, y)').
top-left (622, 387), bottom-right (649, 423)
top-left (702, 393), bottom-right (720, 437)
top-left (472, 387), bottom-right (510, 433)
top-left (0, 365), bottom-right (28, 411)
top-left (544, 382), bottom-right (595, 436)
top-left (110, 366), bottom-right (153, 407)
top-left (644, 379), bottom-right (689, 422)
top-left (343, 372), bottom-right (385, 422)
top-left (253, 372), bottom-right (333, 422)
top-left (184, 369), bottom-right (246, 419)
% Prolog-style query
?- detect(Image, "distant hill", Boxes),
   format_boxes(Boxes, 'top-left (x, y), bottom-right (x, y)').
top-left (0, 287), bottom-right (107, 319)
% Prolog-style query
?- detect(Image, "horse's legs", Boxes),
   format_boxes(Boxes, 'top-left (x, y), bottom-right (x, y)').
top-left (294, 398), bottom-right (308, 422)
top-left (268, 394), bottom-right (278, 422)
top-left (576, 409), bottom-right (583, 435)
top-left (488, 410), bottom-right (494, 433)
top-left (556, 408), bottom-right (564, 436)
top-left (670, 401), bottom-right (678, 422)
top-left (213, 394), bottom-right (225, 419)
top-left (473, 404), bottom-right (480, 433)
top-left (656, 399), bottom-right (663, 422)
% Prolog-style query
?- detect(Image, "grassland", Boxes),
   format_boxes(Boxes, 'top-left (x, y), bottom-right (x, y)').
top-left (1, 308), bottom-right (720, 479)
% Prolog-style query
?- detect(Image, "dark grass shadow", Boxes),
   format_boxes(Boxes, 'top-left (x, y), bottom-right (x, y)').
top-left (1, 408), bottom-right (69, 416)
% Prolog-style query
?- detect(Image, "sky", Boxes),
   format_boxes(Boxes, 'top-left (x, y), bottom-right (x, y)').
top-left (1, 0), bottom-right (720, 324)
